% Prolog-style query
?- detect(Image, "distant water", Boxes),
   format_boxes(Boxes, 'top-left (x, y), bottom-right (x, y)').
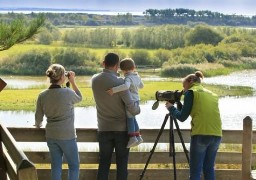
top-left (0, 9), bottom-right (144, 15)
top-left (204, 70), bottom-right (256, 90)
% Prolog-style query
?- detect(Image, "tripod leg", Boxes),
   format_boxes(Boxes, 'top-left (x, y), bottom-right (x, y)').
top-left (169, 115), bottom-right (174, 156)
top-left (140, 114), bottom-right (169, 180)
top-left (173, 117), bottom-right (190, 164)
top-left (169, 116), bottom-right (177, 180)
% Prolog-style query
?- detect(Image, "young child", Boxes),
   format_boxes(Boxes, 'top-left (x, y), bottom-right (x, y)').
top-left (107, 58), bottom-right (144, 148)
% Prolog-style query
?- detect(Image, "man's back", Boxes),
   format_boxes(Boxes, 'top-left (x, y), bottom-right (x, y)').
top-left (92, 52), bottom-right (141, 180)
top-left (92, 69), bottom-right (133, 131)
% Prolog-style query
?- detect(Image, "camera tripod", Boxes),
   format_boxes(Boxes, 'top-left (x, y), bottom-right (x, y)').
top-left (140, 113), bottom-right (190, 180)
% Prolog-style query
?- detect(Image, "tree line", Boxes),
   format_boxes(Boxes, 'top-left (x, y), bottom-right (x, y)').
top-left (59, 25), bottom-right (190, 49)
top-left (1, 8), bottom-right (256, 27)
top-left (39, 24), bottom-right (256, 51)
top-left (1, 12), bottom-right (256, 77)
top-left (144, 8), bottom-right (256, 26)
top-left (1, 22), bottom-right (256, 76)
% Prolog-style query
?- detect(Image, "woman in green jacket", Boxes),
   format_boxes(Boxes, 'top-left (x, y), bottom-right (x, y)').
top-left (166, 71), bottom-right (222, 180)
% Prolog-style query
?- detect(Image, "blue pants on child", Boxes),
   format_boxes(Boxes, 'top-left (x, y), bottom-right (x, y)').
top-left (126, 110), bottom-right (139, 134)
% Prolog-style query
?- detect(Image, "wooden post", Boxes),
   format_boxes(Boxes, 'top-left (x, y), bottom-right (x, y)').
top-left (0, 124), bottom-right (38, 180)
top-left (17, 159), bottom-right (38, 180)
top-left (242, 116), bottom-right (253, 180)
top-left (0, 125), bottom-right (7, 180)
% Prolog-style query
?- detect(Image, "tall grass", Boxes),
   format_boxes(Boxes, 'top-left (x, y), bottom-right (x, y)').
top-left (161, 63), bottom-right (238, 77)
top-left (0, 44), bottom-right (146, 61)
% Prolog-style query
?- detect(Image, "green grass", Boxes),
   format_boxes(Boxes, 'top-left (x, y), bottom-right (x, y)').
top-left (0, 78), bottom-right (253, 111)
top-left (203, 83), bottom-right (253, 97)
top-left (1, 44), bottom-right (254, 79)
top-left (0, 44), bottom-right (154, 61)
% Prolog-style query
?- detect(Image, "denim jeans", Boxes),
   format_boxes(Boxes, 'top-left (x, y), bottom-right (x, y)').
top-left (127, 116), bottom-right (139, 134)
top-left (189, 135), bottom-right (221, 180)
top-left (97, 131), bottom-right (129, 180)
top-left (126, 104), bottom-right (139, 134)
top-left (47, 138), bottom-right (80, 180)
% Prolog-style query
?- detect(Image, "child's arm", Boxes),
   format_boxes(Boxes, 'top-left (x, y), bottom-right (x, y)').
top-left (106, 79), bottom-right (132, 96)
top-left (138, 73), bottom-right (144, 89)
top-left (138, 79), bottom-right (144, 89)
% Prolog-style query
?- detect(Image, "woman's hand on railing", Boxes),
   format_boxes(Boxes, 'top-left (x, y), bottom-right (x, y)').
top-left (33, 124), bottom-right (42, 128)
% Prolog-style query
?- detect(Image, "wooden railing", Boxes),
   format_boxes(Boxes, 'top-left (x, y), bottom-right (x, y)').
top-left (0, 116), bottom-right (255, 180)
top-left (0, 124), bottom-right (37, 180)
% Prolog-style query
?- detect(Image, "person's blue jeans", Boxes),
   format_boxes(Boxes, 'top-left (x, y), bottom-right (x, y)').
top-left (127, 116), bottom-right (139, 134)
top-left (47, 138), bottom-right (80, 180)
top-left (126, 107), bottom-right (139, 134)
top-left (97, 131), bottom-right (129, 180)
top-left (189, 135), bottom-right (221, 180)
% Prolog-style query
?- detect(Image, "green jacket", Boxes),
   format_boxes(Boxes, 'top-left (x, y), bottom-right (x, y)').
top-left (190, 83), bottom-right (222, 136)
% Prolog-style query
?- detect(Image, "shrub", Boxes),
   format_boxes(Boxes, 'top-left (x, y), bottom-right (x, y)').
top-left (67, 65), bottom-right (98, 75)
top-left (37, 30), bottom-right (53, 45)
top-left (53, 48), bottom-right (99, 75)
top-left (161, 65), bottom-right (198, 77)
top-left (53, 49), bottom-right (84, 66)
top-left (129, 50), bottom-right (152, 65)
top-left (185, 25), bottom-right (224, 46)
top-left (154, 49), bottom-right (171, 66)
top-left (0, 49), bottom-right (51, 75)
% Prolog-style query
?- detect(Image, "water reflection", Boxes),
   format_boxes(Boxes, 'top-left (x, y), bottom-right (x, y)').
top-left (1, 76), bottom-right (47, 89)
top-left (0, 98), bottom-right (255, 130)
top-left (204, 69), bottom-right (256, 89)
top-left (1, 76), bottom-right (91, 89)
top-left (0, 70), bottom-right (256, 130)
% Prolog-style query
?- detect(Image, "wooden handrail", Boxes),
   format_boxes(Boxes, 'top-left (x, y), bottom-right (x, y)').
top-left (0, 116), bottom-right (255, 180)
top-left (7, 128), bottom-right (244, 143)
top-left (0, 124), bottom-right (37, 180)
top-left (0, 137), bottom-right (7, 180)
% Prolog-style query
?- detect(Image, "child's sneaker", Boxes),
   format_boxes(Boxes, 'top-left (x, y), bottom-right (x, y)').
top-left (136, 136), bottom-right (144, 145)
top-left (127, 136), bottom-right (138, 148)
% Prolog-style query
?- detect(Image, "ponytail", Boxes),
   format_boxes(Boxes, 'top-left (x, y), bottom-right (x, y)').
top-left (184, 71), bottom-right (204, 84)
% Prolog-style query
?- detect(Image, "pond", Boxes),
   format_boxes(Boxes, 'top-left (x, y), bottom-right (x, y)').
top-left (0, 70), bottom-right (256, 130)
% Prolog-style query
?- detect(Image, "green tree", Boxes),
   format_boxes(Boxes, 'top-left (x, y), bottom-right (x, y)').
top-left (53, 49), bottom-right (84, 66)
top-left (121, 29), bottom-right (132, 47)
top-left (130, 50), bottom-right (152, 65)
top-left (37, 30), bottom-right (53, 45)
top-left (0, 14), bottom-right (45, 51)
top-left (63, 28), bottom-right (89, 44)
top-left (89, 28), bottom-right (117, 47)
top-left (154, 49), bottom-right (171, 66)
top-left (185, 25), bottom-right (224, 46)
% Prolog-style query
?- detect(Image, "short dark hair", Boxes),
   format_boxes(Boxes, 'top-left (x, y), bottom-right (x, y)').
top-left (104, 52), bottom-right (119, 68)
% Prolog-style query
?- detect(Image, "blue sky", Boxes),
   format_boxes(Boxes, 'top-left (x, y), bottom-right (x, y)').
top-left (0, 0), bottom-right (255, 15)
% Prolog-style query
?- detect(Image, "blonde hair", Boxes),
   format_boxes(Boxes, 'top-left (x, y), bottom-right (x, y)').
top-left (184, 71), bottom-right (204, 84)
top-left (46, 64), bottom-right (65, 84)
top-left (120, 58), bottom-right (135, 71)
